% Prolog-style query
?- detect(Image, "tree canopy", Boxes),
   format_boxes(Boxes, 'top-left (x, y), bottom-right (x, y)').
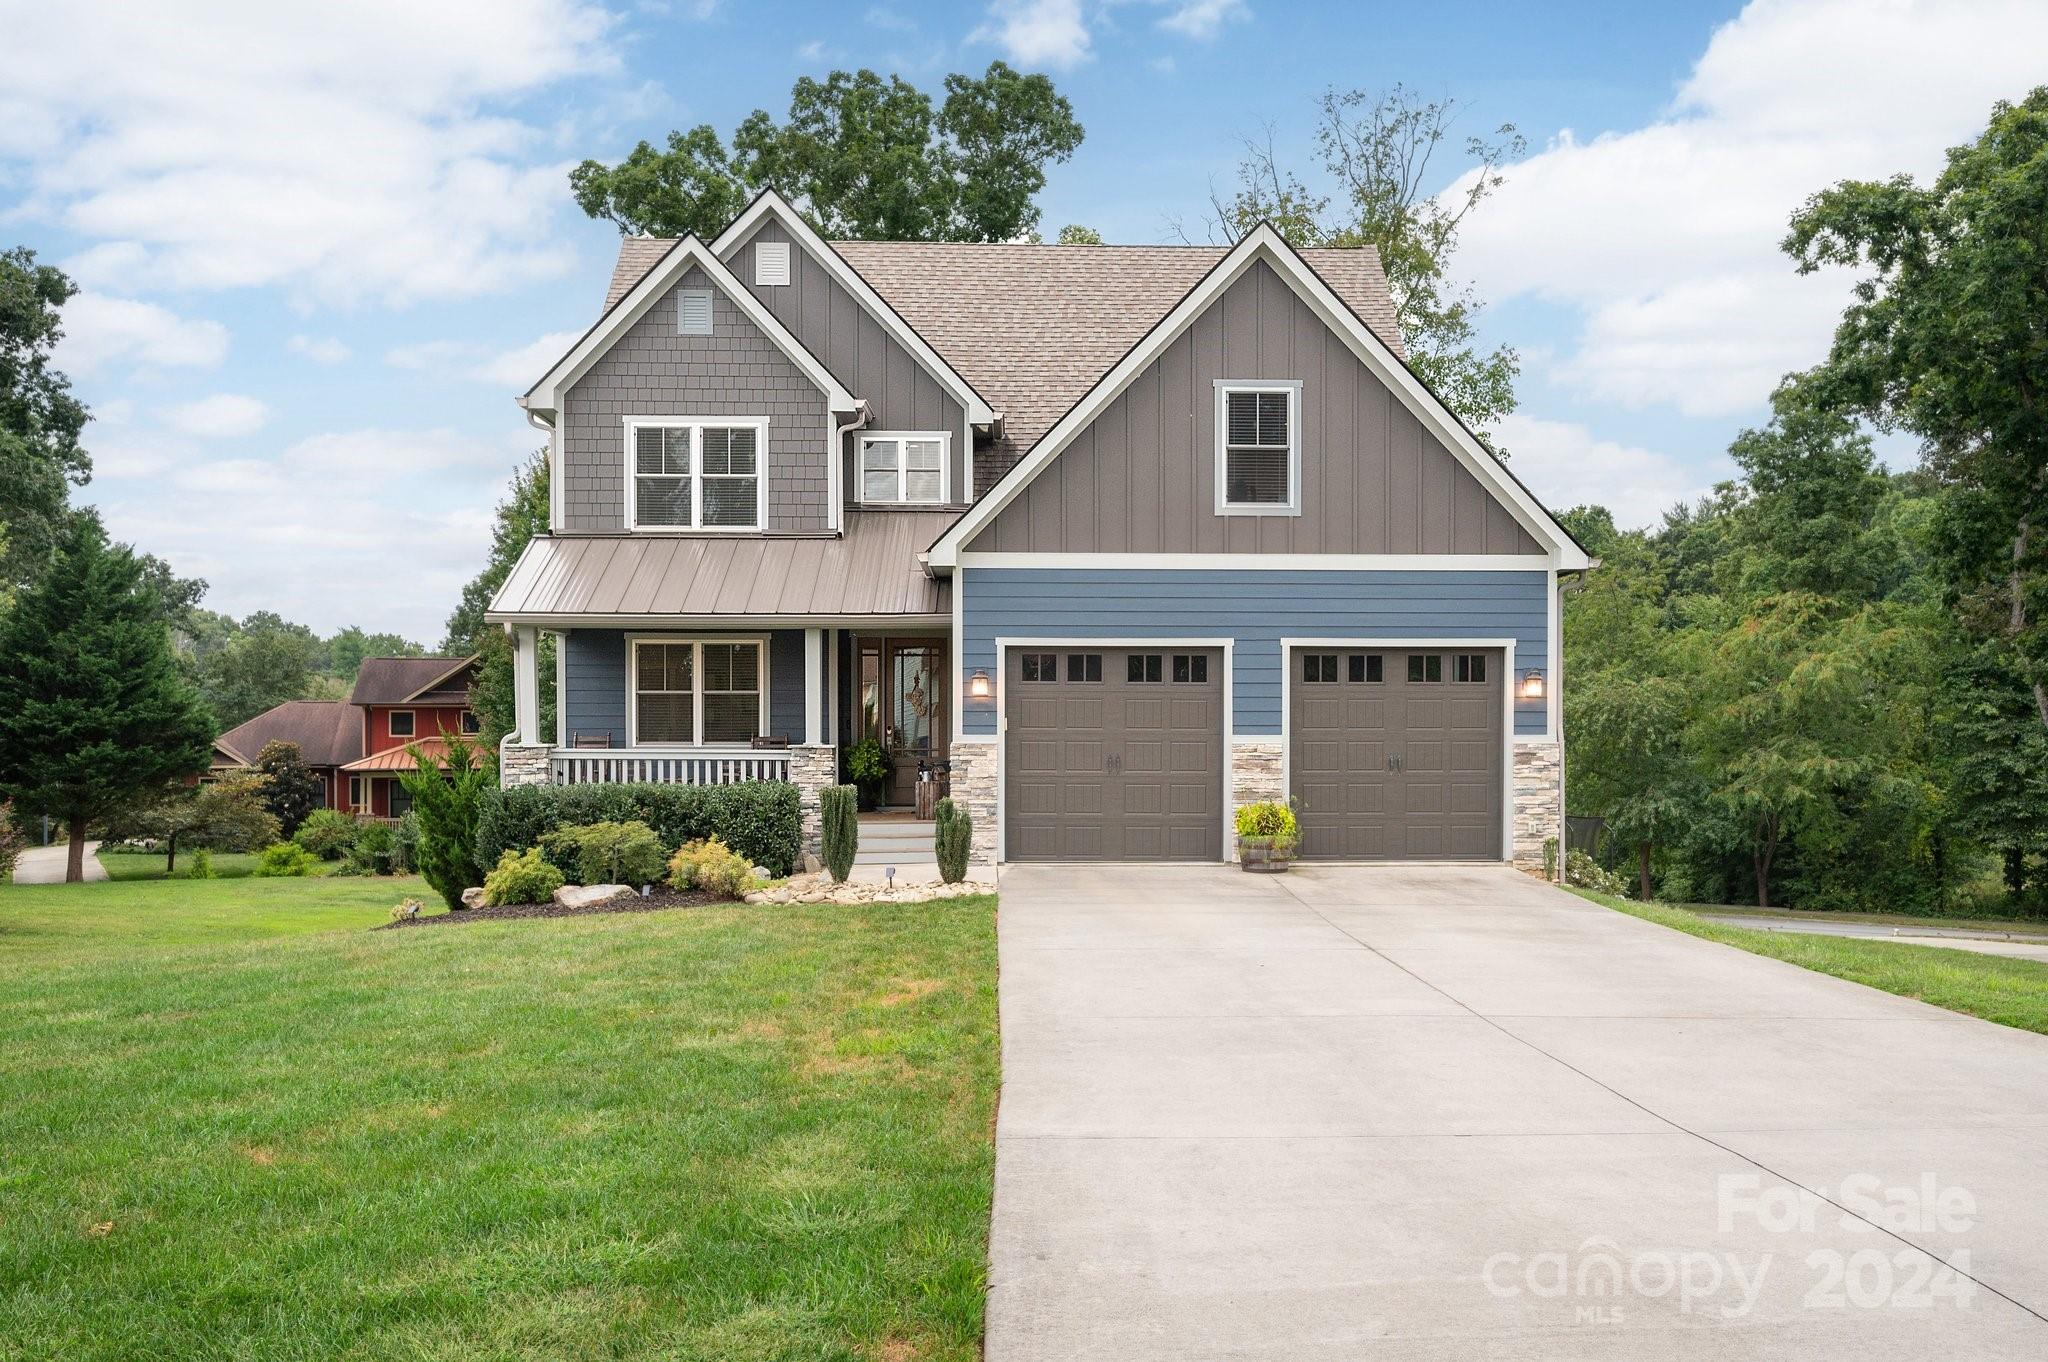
top-left (445, 451), bottom-right (554, 748)
top-left (0, 246), bottom-right (91, 594)
top-left (571, 63), bottom-right (1083, 242)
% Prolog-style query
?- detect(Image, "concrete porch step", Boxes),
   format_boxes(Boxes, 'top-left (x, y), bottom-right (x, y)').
top-left (852, 821), bottom-right (938, 865)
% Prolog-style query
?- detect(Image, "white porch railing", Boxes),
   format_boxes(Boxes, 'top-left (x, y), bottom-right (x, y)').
top-left (549, 748), bottom-right (792, 786)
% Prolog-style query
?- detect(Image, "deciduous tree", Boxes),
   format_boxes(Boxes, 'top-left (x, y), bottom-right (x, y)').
top-left (0, 247), bottom-right (90, 595)
top-left (254, 740), bottom-right (323, 837)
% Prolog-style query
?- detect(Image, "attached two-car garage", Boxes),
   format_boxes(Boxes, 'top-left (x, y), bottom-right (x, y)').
top-left (1000, 644), bottom-right (1506, 862)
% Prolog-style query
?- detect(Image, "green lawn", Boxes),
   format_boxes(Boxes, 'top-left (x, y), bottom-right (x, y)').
top-left (0, 874), bottom-right (1000, 1361)
top-left (1573, 888), bottom-right (2048, 1035)
top-left (95, 846), bottom-right (323, 881)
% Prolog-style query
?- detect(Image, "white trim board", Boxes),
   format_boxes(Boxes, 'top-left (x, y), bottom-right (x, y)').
top-left (927, 224), bottom-right (1590, 570)
top-left (1277, 636), bottom-right (1518, 862)
top-left (712, 191), bottom-right (996, 427)
top-left (955, 552), bottom-right (1557, 571)
top-left (991, 635), bottom-right (1236, 864)
top-left (522, 234), bottom-right (857, 417)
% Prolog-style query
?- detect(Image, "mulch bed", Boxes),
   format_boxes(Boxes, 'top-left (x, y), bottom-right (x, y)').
top-left (376, 888), bottom-right (723, 929)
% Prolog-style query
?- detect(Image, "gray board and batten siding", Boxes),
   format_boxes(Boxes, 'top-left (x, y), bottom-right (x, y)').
top-left (558, 265), bottom-right (832, 534)
top-left (964, 259), bottom-right (1542, 556)
top-left (722, 219), bottom-right (971, 507)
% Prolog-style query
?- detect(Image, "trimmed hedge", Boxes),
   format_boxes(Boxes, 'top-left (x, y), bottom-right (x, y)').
top-left (476, 781), bottom-right (802, 878)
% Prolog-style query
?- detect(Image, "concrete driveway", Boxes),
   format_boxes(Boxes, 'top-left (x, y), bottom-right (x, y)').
top-left (987, 863), bottom-right (2048, 1361)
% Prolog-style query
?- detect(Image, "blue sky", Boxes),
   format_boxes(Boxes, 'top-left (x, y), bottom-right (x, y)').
top-left (5, 0), bottom-right (2044, 641)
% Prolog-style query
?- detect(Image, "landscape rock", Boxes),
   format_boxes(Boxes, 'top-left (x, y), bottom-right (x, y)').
top-left (751, 865), bottom-right (772, 880)
top-left (553, 883), bottom-right (636, 909)
top-left (800, 852), bottom-right (822, 874)
top-left (459, 887), bottom-right (487, 909)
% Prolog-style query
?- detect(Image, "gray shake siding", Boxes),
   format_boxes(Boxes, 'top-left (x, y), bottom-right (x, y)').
top-left (562, 628), bottom-right (807, 747)
top-left (723, 220), bottom-right (969, 506)
top-left (966, 260), bottom-right (1541, 555)
top-left (958, 568), bottom-right (1550, 737)
top-left (559, 266), bottom-right (832, 533)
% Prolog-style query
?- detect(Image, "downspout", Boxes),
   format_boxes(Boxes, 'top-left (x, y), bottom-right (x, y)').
top-left (524, 406), bottom-right (558, 531)
top-left (1555, 561), bottom-right (1597, 885)
top-left (831, 400), bottom-right (871, 533)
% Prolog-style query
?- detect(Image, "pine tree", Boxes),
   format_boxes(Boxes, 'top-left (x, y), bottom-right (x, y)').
top-left (0, 515), bottom-right (214, 881)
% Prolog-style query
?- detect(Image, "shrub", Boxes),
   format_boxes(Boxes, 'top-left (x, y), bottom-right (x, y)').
top-left (482, 847), bottom-right (563, 907)
top-left (934, 796), bottom-right (971, 884)
top-left (254, 741), bottom-right (324, 837)
top-left (0, 799), bottom-right (23, 883)
top-left (844, 738), bottom-right (889, 808)
top-left (668, 836), bottom-right (755, 900)
top-left (541, 819), bottom-right (666, 886)
top-left (1234, 801), bottom-right (1298, 843)
top-left (345, 821), bottom-right (399, 876)
top-left (820, 784), bottom-right (858, 883)
top-left (392, 811), bottom-right (420, 873)
top-left (392, 897), bottom-right (423, 921)
top-left (400, 738), bottom-right (492, 911)
top-left (293, 808), bottom-right (359, 860)
top-left (185, 848), bottom-right (215, 880)
top-left (476, 781), bottom-right (802, 878)
top-left (1565, 848), bottom-right (1631, 897)
top-left (252, 842), bottom-right (320, 877)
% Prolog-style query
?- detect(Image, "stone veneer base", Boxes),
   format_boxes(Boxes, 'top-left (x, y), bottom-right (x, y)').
top-left (1511, 740), bottom-right (1562, 875)
top-left (1227, 738), bottom-right (1286, 862)
top-left (500, 743), bottom-right (552, 788)
top-left (947, 740), bottom-right (999, 866)
top-left (787, 745), bottom-right (838, 858)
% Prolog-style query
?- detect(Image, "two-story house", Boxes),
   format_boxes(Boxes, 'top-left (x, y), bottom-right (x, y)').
top-left (487, 190), bottom-right (1590, 869)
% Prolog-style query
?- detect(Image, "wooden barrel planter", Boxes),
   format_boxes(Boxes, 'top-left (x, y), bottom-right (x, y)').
top-left (1237, 836), bottom-right (1296, 874)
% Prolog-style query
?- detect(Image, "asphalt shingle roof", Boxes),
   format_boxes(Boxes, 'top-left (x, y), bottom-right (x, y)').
top-left (348, 656), bottom-right (477, 707)
top-left (215, 700), bottom-right (362, 769)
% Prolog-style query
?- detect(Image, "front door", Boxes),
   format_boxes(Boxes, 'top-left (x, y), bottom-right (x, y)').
top-left (855, 637), bottom-right (949, 808)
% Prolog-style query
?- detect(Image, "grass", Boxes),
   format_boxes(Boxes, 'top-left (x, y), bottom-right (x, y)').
top-left (95, 847), bottom-right (293, 881)
top-left (0, 873), bottom-right (1000, 1361)
top-left (1677, 902), bottom-right (2048, 938)
top-left (1572, 888), bottom-right (2048, 1036)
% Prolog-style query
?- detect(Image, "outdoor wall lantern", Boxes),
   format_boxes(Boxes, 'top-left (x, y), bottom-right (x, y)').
top-left (967, 668), bottom-right (994, 701)
top-left (1518, 669), bottom-right (1547, 700)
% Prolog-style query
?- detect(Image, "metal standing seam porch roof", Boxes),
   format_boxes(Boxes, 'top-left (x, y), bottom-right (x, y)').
top-left (486, 510), bottom-right (953, 622)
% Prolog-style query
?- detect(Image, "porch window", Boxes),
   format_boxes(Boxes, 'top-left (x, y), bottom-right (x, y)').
top-left (859, 433), bottom-right (947, 504)
top-left (629, 421), bottom-right (763, 530)
top-left (631, 638), bottom-right (766, 746)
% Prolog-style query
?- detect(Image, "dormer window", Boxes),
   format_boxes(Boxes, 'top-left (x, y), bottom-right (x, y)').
top-left (1214, 380), bottom-right (1301, 515)
top-left (627, 419), bottom-right (765, 531)
top-left (859, 433), bottom-right (948, 504)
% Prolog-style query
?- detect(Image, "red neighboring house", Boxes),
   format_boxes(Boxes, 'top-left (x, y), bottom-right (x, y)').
top-left (337, 656), bottom-right (483, 817)
top-left (211, 655), bottom-right (480, 818)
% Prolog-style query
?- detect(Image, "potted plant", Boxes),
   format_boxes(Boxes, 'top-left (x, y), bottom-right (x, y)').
top-left (1234, 800), bottom-right (1299, 873)
top-left (844, 736), bottom-right (891, 811)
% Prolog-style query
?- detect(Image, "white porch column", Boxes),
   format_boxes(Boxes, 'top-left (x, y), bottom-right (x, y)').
top-left (513, 624), bottom-right (541, 747)
top-left (804, 627), bottom-right (825, 746)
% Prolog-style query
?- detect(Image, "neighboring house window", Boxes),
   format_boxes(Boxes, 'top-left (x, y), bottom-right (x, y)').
top-left (676, 288), bottom-right (713, 336)
top-left (388, 710), bottom-right (415, 737)
top-left (630, 638), bottom-right (767, 746)
top-left (628, 421), bottom-right (765, 530)
top-left (348, 776), bottom-right (364, 809)
top-left (459, 710), bottom-right (481, 734)
top-left (755, 240), bottom-right (791, 287)
top-left (1214, 381), bottom-right (1301, 514)
top-left (859, 434), bottom-right (947, 504)
top-left (388, 781), bottom-right (414, 819)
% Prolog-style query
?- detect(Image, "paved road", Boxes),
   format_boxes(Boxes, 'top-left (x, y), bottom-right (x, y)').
top-left (1699, 912), bottom-right (2048, 964)
top-left (988, 862), bottom-right (2048, 1360)
top-left (9, 841), bottom-right (106, 884)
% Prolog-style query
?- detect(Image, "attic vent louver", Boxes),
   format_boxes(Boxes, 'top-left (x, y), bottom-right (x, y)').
top-left (755, 240), bottom-right (791, 287)
top-left (677, 288), bottom-right (713, 335)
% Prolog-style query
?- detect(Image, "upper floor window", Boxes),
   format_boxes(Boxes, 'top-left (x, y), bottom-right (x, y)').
top-left (1214, 381), bottom-right (1301, 515)
top-left (388, 710), bottom-right (415, 737)
top-left (859, 433), bottom-right (948, 504)
top-left (628, 420), bottom-right (764, 531)
top-left (459, 710), bottom-right (481, 735)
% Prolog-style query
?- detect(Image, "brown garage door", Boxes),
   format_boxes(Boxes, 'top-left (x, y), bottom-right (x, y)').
top-left (1005, 647), bottom-right (1224, 861)
top-left (1289, 647), bottom-right (1503, 860)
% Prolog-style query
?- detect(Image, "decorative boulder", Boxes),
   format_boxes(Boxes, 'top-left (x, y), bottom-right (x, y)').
top-left (459, 886), bottom-right (487, 909)
top-left (553, 883), bottom-right (635, 909)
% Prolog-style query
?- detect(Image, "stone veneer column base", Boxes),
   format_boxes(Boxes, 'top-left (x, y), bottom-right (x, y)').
top-left (499, 743), bottom-right (552, 788)
top-left (948, 740), bottom-right (999, 866)
top-left (1227, 737), bottom-right (1286, 862)
top-left (1512, 740), bottom-right (1562, 876)
top-left (787, 745), bottom-right (838, 859)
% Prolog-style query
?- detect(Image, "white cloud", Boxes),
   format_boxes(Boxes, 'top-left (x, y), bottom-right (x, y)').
top-left (1494, 413), bottom-right (1720, 528)
top-left (384, 330), bottom-right (578, 388)
top-left (287, 334), bottom-right (352, 364)
top-left (53, 291), bottom-right (229, 374)
top-left (163, 394), bottom-right (270, 438)
top-left (972, 0), bottom-right (1092, 68)
top-left (280, 427), bottom-right (517, 479)
top-left (1156, 0), bottom-right (1248, 40)
top-left (1, 1), bottom-right (616, 306)
top-left (1450, 0), bottom-right (2048, 418)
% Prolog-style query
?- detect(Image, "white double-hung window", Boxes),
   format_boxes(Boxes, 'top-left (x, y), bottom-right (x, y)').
top-left (627, 419), bottom-right (766, 530)
top-left (630, 638), bottom-right (767, 746)
top-left (1214, 380), bottom-right (1301, 515)
top-left (858, 433), bottom-right (948, 504)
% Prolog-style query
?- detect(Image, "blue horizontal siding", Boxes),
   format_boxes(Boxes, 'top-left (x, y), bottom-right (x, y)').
top-left (562, 628), bottom-right (806, 746)
top-left (960, 568), bottom-right (1551, 736)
